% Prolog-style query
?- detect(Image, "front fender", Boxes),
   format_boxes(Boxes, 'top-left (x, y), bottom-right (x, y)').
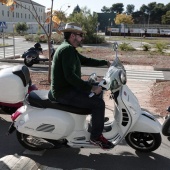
top-left (130, 111), bottom-right (161, 133)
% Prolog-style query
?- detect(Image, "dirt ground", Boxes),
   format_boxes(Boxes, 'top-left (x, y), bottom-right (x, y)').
top-left (30, 47), bottom-right (170, 116)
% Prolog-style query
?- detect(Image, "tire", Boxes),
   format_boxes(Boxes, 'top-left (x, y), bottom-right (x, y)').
top-left (16, 131), bottom-right (44, 151)
top-left (125, 132), bottom-right (161, 152)
top-left (24, 56), bottom-right (33, 67)
top-left (1, 106), bottom-right (17, 114)
top-left (162, 115), bottom-right (170, 136)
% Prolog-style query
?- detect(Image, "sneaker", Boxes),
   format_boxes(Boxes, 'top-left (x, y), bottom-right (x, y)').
top-left (90, 134), bottom-right (115, 150)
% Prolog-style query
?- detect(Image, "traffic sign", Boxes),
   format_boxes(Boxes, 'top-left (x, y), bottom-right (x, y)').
top-left (0, 22), bottom-right (7, 29)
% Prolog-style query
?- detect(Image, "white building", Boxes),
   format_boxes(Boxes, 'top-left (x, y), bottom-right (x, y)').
top-left (0, 0), bottom-right (48, 33)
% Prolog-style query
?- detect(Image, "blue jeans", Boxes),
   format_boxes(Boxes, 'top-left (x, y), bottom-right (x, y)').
top-left (54, 88), bottom-right (105, 139)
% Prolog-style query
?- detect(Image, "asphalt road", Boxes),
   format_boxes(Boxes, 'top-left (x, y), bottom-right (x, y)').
top-left (0, 115), bottom-right (170, 170)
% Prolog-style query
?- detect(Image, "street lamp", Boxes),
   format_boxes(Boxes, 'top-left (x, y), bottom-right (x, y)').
top-left (96, 22), bottom-right (100, 44)
top-left (59, 4), bottom-right (71, 22)
top-left (13, 23), bottom-right (15, 59)
top-left (59, 3), bottom-right (71, 13)
top-left (148, 12), bottom-right (151, 28)
top-left (108, 18), bottom-right (111, 38)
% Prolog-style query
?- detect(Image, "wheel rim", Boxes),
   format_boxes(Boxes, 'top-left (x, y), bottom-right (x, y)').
top-left (20, 133), bottom-right (40, 148)
top-left (128, 132), bottom-right (156, 150)
top-left (26, 57), bottom-right (32, 63)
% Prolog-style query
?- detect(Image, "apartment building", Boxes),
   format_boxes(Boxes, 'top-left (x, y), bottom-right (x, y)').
top-left (0, 0), bottom-right (47, 33)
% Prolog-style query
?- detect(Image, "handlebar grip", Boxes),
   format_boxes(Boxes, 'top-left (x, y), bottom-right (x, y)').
top-left (89, 92), bottom-right (95, 98)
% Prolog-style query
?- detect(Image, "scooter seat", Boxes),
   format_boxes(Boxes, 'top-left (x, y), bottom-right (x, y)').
top-left (28, 90), bottom-right (91, 115)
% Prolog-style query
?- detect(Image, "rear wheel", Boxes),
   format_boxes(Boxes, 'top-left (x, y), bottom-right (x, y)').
top-left (24, 56), bottom-right (33, 67)
top-left (17, 131), bottom-right (44, 151)
top-left (162, 115), bottom-right (170, 136)
top-left (1, 106), bottom-right (17, 114)
top-left (125, 132), bottom-right (161, 152)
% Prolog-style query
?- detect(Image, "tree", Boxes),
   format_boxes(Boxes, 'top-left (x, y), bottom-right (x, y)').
top-left (114, 13), bottom-right (134, 25)
top-left (139, 2), bottom-right (167, 24)
top-left (73, 4), bottom-right (81, 13)
top-left (15, 22), bottom-right (28, 34)
top-left (132, 11), bottom-right (145, 24)
top-left (101, 6), bottom-right (110, 13)
top-left (67, 7), bottom-right (98, 43)
top-left (152, 3), bottom-right (166, 24)
top-left (162, 11), bottom-right (170, 24)
top-left (110, 3), bottom-right (124, 14)
top-left (126, 4), bottom-right (135, 14)
top-left (165, 3), bottom-right (170, 11)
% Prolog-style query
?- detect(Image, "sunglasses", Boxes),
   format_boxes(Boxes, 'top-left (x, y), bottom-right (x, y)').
top-left (74, 33), bottom-right (84, 37)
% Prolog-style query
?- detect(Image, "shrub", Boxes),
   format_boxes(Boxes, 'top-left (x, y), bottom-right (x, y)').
top-left (15, 22), bottom-right (28, 35)
top-left (24, 33), bottom-right (64, 44)
top-left (51, 33), bottom-right (64, 44)
top-left (155, 42), bottom-right (167, 53)
top-left (119, 42), bottom-right (135, 51)
top-left (142, 44), bottom-right (151, 51)
top-left (83, 34), bottom-right (105, 44)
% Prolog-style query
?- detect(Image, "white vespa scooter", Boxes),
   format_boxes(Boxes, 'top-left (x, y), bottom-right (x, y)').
top-left (8, 42), bottom-right (162, 152)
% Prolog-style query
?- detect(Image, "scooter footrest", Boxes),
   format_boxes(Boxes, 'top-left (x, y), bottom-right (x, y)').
top-left (88, 123), bottom-right (112, 133)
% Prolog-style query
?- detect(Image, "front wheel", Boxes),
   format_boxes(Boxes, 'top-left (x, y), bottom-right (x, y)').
top-left (125, 132), bottom-right (161, 152)
top-left (162, 115), bottom-right (170, 136)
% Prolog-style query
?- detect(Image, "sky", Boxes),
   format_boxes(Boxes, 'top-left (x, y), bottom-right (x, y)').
top-left (33, 0), bottom-right (170, 14)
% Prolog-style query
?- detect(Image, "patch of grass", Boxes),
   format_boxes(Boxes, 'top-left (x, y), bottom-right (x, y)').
top-left (0, 43), bottom-right (9, 46)
top-left (77, 47), bottom-right (92, 53)
top-left (107, 36), bottom-right (170, 46)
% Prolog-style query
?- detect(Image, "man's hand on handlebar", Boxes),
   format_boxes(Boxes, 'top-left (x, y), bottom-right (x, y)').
top-left (107, 61), bottom-right (111, 67)
top-left (91, 86), bottom-right (102, 95)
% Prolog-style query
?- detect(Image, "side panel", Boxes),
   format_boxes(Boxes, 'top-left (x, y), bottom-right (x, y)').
top-left (129, 111), bottom-right (161, 133)
top-left (15, 106), bottom-right (76, 140)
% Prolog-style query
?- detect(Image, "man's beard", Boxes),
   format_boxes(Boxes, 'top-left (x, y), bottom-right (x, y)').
top-left (78, 41), bottom-right (83, 47)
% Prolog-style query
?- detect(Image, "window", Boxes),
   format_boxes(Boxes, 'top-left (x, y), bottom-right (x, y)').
top-left (2, 10), bottom-right (4, 16)
top-left (25, 14), bottom-right (27, 18)
top-left (21, 13), bottom-right (22, 18)
top-left (7, 11), bottom-right (9, 17)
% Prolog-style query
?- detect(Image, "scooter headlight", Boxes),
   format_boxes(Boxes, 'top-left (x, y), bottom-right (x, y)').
top-left (119, 70), bottom-right (127, 85)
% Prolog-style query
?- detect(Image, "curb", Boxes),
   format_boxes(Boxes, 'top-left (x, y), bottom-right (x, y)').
top-left (154, 67), bottom-right (170, 71)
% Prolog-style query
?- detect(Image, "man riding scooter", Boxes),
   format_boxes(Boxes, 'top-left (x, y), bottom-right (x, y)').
top-left (49, 22), bottom-right (114, 150)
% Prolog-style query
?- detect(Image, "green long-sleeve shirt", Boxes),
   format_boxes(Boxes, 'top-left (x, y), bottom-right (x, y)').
top-left (51, 40), bottom-right (108, 99)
